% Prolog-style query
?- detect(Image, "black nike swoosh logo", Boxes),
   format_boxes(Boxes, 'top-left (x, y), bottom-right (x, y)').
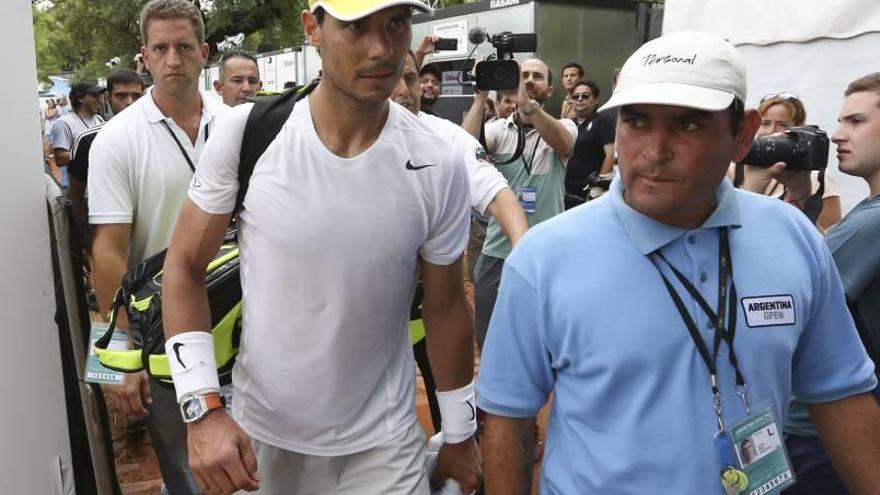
top-left (405, 160), bottom-right (435, 171)
top-left (173, 342), bottom-right (186, 368)
top-left (467, 400), bottom-right (475, 421)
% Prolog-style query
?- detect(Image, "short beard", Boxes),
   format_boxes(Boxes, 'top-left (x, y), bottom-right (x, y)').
top-left (421, 95), bottom-right (437, 106)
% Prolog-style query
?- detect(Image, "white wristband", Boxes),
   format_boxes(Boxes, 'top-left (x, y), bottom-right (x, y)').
top-left (436, 380), bottom-right (477, 444)
top-left (165, 331), bottom-right (220, 403)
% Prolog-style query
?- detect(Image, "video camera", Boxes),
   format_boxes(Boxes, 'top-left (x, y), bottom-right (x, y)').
top-left (742, 125), bottom-right (829, 171)
top-left (461, 27), bottom-right (537, 90)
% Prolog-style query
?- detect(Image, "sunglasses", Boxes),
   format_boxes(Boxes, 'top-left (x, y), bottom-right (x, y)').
top-left (572, 93), bottom-right (593, 101)
top-left (760, 92), bottom-right (800, 103)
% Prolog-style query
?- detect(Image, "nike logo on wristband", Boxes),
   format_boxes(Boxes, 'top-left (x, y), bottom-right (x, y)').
top-left (405, 160), bottom-right (435, 171)
top-left (467, 400), bottom-right (476, 421)
top-left (173, 342), bottom-right (186, 368)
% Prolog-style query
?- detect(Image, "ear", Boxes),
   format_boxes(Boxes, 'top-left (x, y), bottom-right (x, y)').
top-left (545, 83), bottom-right (554, 99)
top-left (213, 80), bottom-right (222, 95)
top-left (732, 108), bottom-right (760, 162)
top-left (140, 45), bottom-right (149, 72)
top-left (301, 10), bottom-right (321, 48)
top-left (200, 42), bottom-right (210, 63)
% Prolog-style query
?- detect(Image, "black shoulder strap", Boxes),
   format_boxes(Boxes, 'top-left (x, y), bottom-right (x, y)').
top-left (235, 82), bottom-right (318, 214)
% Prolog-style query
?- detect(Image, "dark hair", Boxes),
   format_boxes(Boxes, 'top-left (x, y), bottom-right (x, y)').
top-left (729, 98), bottom-right (744, 136)
top-left (574, 80), bottom-right (600, 99)
top-left (218, 50), bottom-right (258, 80)
top-left (107, 69), bottom-right (144, 94)
top-left (845, 72), bottom-right (880, 98)
top-left (314, 6), bottom-right (325, 24)
top-left (139, 0), bottom-right (205, 45)
top-left (562, 62), bottom-right (585, 78)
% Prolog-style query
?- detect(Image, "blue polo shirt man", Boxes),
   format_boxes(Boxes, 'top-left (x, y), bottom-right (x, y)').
top-left (477, 32), bottom-right (880, 495)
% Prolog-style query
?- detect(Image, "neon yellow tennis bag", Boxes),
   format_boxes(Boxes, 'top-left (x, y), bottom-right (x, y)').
top-left (93, 230), bottom-right (242, 385)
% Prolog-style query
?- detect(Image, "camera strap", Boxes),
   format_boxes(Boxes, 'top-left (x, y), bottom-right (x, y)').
top-left (481, 113), bottom-right (526, 166)
top-left (648, 229), bottom-right (749, 429)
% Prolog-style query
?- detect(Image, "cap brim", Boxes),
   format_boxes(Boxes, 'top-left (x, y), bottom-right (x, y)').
top-left (599, 82), bottom-right (735, 113)
top-left (314, 0), bottom-right (433, 22)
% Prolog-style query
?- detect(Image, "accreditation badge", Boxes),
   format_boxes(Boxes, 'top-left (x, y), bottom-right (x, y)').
top-left (729, 406), bottom-right (796, 494)
top-left (517, 186), bottom-right (537, 214)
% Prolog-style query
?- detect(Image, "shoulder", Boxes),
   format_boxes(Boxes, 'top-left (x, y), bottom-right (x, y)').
top-left (508, 197), bottom-right (617, 268)
top-left (419, 112), bottom-right (480, 149)
top-left (202, 92), bottom-right (231, 118)
top-left (827, 198), bottom-right (880, 249)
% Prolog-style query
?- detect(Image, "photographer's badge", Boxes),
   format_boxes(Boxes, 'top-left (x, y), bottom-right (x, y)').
top-left (518, 186), bottom-right (537, 214)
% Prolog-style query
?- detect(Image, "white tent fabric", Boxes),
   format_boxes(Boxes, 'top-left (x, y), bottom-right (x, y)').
top-left (664, 0), bottom-right (880, 46)
top-left (663, 1), bottom-right (880, 212)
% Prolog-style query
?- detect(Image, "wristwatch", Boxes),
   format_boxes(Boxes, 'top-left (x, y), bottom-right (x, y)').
top-left (180, 393), bottom-right (224, 423)
top-left (521, 99), bottom-right (541, 116)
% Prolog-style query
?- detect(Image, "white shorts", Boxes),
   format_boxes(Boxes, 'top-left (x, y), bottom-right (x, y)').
top-left (244, 421), bottom-right (429, 495)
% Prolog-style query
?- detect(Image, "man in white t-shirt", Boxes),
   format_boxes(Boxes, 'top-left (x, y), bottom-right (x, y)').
top-left (160, 1), bottom-right (480, 494)
top-left (88, 1), bottom-right (226, 493)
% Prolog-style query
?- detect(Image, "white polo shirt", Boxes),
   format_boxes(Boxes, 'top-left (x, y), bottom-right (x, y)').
top-left (188, 98), bottom-right (470, 455)
top-left (88, 87), bottom-right (227, 266)
top-left (418, 111), bottom-right (509, 215)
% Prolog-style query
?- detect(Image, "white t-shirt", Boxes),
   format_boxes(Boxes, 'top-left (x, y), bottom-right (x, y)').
top-left (188, 97), bottom-right (470, 455)
top-left (418, 111), bottom-right (509, 215)
top-left (88, 87), bottom-right (227, 266)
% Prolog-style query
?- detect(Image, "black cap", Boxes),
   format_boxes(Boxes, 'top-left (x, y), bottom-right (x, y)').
top-left (419, 63), bottom-right (442, 80)
top-left (69, 81), bottom-right (106, 99)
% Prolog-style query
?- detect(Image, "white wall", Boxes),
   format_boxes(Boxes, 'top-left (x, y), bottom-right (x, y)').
top-left (0, 2), bottom-right (75, 493)
top-left (664, 0), bottom-right (880, 212)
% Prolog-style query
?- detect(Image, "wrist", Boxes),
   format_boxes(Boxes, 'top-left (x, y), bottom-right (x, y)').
top-left (166, 331), bottom-right (220, 403)
top-left (521, 99), bottom-right (540, 116)
top-left (436, 380), bottom-right (477, 444)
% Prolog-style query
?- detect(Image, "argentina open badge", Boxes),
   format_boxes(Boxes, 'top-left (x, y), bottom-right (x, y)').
top-left (730, 406), bottom-right (795, 494)
top-left (517, 186), bottom-right (537, 214)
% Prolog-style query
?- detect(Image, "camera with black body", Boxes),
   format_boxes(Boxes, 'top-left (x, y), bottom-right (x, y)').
top-left (463, 27), bottom-right (537, 90)
top-left (742, 125), bottom-right (829, 171)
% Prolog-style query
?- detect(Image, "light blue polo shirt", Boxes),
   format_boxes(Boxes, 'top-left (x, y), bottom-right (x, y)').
top-left (477, 177), bottom-right (876, 495)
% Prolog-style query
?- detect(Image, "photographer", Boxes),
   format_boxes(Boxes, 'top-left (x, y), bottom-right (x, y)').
top-left (734, 93), bottom-right (842, 232)
top-left (461, 57), bottom-right (576, 353)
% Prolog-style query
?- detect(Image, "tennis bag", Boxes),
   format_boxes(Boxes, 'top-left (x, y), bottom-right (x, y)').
top-left (94, 231), bottom-right (242, 384)
top-left (93, 82), bottom-right (318, 384)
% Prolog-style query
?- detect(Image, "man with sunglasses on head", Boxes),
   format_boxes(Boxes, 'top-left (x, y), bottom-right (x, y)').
top-left (160, 1), bottom-right (481, 494)
top-left (565, 80), bottom-right (616, 207)
top-left (476, 31), bottom-right (880, 495)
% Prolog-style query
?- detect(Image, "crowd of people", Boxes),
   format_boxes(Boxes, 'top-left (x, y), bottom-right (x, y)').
top-left (37, 0), bottom-right (880, 494)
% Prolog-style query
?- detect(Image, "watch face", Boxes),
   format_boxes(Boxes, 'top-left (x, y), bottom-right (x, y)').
top-left (183, 397), bottom-right (206, 422)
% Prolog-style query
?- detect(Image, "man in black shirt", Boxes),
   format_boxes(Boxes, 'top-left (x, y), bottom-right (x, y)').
top-left (565, 81), bottom-right (615, 207)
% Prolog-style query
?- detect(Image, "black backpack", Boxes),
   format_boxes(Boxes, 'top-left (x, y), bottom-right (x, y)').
top-left (94, 82), bottom-right (317, 384)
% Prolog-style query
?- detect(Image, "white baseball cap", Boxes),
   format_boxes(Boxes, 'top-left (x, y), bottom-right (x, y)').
top-left (600, 31), bottom-right (747, 112)
top-left (309, 0), bottom-right (432, 22)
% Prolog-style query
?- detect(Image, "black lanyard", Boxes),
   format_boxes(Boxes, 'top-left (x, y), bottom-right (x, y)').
top-left (521, 132), bottom-right (541, 176)
top-left (650, 229), bottom-right (750, 428)
top-left (161, 120), bottom-right (208, 172)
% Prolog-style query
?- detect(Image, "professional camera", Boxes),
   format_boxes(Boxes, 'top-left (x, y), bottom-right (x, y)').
top-left (463, 27), bottom-right (537, 90)
top-left (741, 125), bottom-right (829, 170)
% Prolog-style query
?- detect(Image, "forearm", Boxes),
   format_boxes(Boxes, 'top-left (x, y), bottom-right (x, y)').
top-left (91, 235), bottom-right (129, 320)
top-left (487, 188), bottom-right (528, 246)
top-left (600, 144), bottom-right (615, 175)
top-left (810, 393), bottom-right (880, 494)
top-left (482, 414), bottom-right (535, 495)
top-left (527, 108), bottom-right (573, 160)
top-left (54, 149), bottom-right (71, 166)
top-left (422, 290), bottom-right (474, 390)
top-left (462, 92), bottom-right (489, 139)
top-left (68, 178), bottom-right (87, 230)
top-left (162, 264), bottom-right (212, 339)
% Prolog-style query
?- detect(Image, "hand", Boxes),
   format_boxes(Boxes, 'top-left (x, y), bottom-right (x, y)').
top-left (416, 35), bottom-right (439, 57)
top-left (188, 410), bottom-right (260, 494)
top-left (432, 437), bottom-right (481, 494)
top-left (513, 65), bottom-right (531, 107)
top-left (107, 370), bottom-right (151, 419)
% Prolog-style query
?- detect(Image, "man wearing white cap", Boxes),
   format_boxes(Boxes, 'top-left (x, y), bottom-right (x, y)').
top-left (160, 1), bottom-right (480, 494)
top-left (477, 31), bottom-right (880, 494)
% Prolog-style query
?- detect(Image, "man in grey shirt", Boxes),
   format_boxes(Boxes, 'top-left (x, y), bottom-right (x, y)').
top-left (49, 81), bottom-right (105, 188)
